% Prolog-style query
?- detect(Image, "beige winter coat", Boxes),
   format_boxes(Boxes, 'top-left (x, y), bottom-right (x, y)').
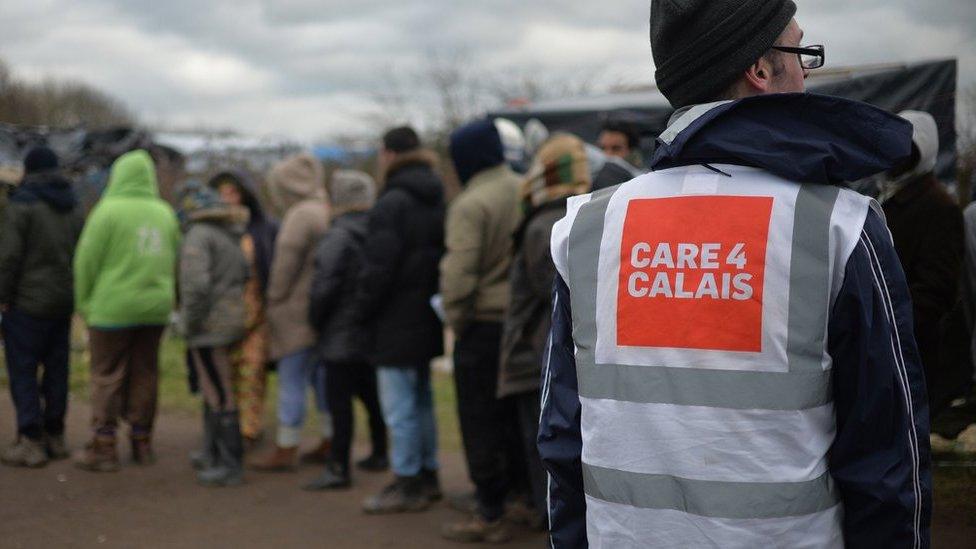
top-left (265, 154), bottom-right (330, 360)
top-left (440, 164), bottom-right (522, 334)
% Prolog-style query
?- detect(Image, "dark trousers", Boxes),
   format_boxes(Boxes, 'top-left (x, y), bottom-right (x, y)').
top-left (188, 346), bottom-right (236, 412)
top-left (1, 309), bottom-right (70, 440)
top-left (88, 326), bottom-right (164, 436)
top-left (454, 321), bottom-right (523, 522)
top-left (326, 360), bottom-right (387, 471)
top-left (515, 390), bottom-right (548, 523)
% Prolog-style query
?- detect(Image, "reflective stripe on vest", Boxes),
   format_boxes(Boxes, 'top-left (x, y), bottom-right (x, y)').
top-left (554, 165), bottom-right (870, 547)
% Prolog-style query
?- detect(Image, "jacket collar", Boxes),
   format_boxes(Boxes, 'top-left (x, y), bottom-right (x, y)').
top-left (651, 93), bottom-right (914, 185)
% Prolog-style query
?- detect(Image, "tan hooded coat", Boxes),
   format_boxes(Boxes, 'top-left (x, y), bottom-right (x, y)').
top-left (265, 153), bottom-right (330, 360)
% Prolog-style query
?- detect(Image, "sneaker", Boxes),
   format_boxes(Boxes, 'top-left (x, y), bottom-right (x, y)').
top-left (299, 439), bottom-right (332, 465)
top-left (131, 434), bottom-right (156, 465)
top-left (356, 454), bottom-right (389, 472)
top-left (1, 437), bottom-right (49, 468)
top-left (303, 462), bottom-right (350, 491)
top-left (74, 436), bottom-right (121, 473)
top-left (248, 445), bottom-right (298, 472)
top-left (197, 465), bottom-right (244, 487)
top-left (420, 468), bottom-right (443, 502)
top-left (441, 516), bottom-right (512, 544)
top-left (45, 433), bottom-right (70, 460)
top-left (362, 476), bottom-right (430, 514)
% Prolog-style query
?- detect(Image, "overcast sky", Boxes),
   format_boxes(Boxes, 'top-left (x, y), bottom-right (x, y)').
top-left (1, 0), bottom-right (974, 142)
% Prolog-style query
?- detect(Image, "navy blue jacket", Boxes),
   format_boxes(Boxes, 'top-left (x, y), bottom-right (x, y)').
top-left (538, 93), bottom-right (932, 548)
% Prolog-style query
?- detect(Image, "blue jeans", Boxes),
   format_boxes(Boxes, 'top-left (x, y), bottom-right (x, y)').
top-left (377, 363), bottom-right (438, 477)
top-left (1, 309), bottom-right (70, 440)
top-left (276, 349), bottom-right (328, 442)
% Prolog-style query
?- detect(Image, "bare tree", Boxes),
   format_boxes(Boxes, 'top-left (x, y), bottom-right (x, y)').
top-left (0, 57), bottom-right (134, 128)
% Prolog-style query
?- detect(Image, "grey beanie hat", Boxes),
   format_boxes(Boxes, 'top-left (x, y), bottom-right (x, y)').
top-left (651, 0), bottom-right (797, 108)
top-left (329, 169), bottom-right (376, 211)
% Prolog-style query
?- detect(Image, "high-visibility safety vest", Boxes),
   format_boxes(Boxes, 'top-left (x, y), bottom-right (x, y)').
top-left (551, 164), bottom-right (875, 548)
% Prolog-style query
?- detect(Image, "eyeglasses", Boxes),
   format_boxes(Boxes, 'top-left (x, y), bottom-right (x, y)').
top-left (770, 44), bottom-right (825, 70)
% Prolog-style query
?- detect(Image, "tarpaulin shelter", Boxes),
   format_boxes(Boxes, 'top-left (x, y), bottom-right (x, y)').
top-left (491, 59), bottom-right (958, 180)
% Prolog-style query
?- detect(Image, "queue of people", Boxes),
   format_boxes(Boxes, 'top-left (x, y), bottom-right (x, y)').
top-left (0, 7), bottom-right (974, 543)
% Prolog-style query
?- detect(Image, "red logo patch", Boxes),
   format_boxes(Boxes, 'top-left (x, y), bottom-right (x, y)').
top-left (617, 196), bottom-right (773, 352)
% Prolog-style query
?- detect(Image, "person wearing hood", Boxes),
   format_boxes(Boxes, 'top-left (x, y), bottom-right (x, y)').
top-left (250, 153), bottom-right (333, 471)
top-left (0, 146), bottom-right (84, 468)
top-left (357, 126), bottom-right (445, 514)
top-left (880, 111), bottom-right (967, 420)
top-left (439, 118), bottom-right (523, 543)
top-left (303, 170), bottom-right (388, 491)
top-left (208, 170), bottom-right (280, 448)
top-left (497, 133), bottom-right (591, 532)
top-left (72, 149), bottom-right (180, 473)
top-left (176, 181), bottom-right (250, 486)
top-left (540, 2), bottom-right (931, 547)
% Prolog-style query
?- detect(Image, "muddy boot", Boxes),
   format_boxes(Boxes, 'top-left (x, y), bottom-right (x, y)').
top-left (441, 516), bottom-right (512, 544)
top-left (1, 436), bottom-right (49, 468)
top-left (190, 404), bottom-right (218, 471)
top-left (130, 432), bottom-right (156, 466)
top-left (299, 438), bottom-right (332, 465)
top-left (362, 475), bottom-right (430, 514)
top-left (198, 411), bottom-right (244, 487)
top-left (44, 433), bottom-right (70, 460)
top-left (248, 445), bottom-right (298, 472)
top-left (74, 434), bottom-right (121, 472)
top-left (303, 461), bottom-right (350, 491)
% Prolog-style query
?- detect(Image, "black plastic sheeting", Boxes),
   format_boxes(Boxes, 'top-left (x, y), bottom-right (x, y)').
top-left (492, 59), bottom-right (958, 181)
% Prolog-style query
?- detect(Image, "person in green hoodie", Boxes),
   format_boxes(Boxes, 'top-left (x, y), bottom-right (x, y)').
top-left (72, 149), bottom-right (180, 473)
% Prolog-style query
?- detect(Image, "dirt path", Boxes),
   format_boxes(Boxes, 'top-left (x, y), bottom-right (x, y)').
top-left (0, 398), bottom-right (545, 548)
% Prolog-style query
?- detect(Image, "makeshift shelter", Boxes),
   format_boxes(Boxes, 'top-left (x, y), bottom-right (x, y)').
top-left (491, 59), bottom-right (958, 180)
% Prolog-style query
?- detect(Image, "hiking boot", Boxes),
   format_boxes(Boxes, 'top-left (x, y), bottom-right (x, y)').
top-left (1, 437), bottom-right (49, 468)
top-left (74, 436), bottom-right (121, 472)
top-left (130, 434), bottom-right (156, 465)
top-left (441, 516), bottom-right (512, 544)
top-left (356, 453), bottom-right (389, 473)
top-left (303, 461), bottom-right (350, 491)
top-left (362, 476), bottom-right (430, 514)
top-left (299, 439), bottom-right (332, 465)
top-left (421, 468), bottom-right (443, 502)
top-left (248, 445), bottom-right (297, 472)
top-left (45, 433), bottom-right (70, 460)
top-left (504, 498), bottom-right (545, 530)
top-left (448, 491), bottom-right (479, 514)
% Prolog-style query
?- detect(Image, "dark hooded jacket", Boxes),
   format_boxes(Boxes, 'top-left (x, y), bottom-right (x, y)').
top-left (0, 172), bottom-right (84, 318)
top-left (207, 169), bottom-right (279, 293)
top-left (883, 173), bottom-right (968, 417)
top-left (354, 150), bottom-right (446, 365)
top-left (309, 211), bottom-right (370, 363)
top-left (540, 93), bottom-right (932, 549)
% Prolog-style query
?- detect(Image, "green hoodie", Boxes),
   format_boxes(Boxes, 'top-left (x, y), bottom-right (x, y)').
top-left (74, 150), bottom-right (180, 327)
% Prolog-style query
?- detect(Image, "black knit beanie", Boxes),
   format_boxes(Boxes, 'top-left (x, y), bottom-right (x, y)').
top-left (23, 145), bottom-right (60, 174)
top-left (651, 0), bottom-right (797, 108)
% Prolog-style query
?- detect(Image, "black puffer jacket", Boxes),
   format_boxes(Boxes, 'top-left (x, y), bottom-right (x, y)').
top-left (0, 173), bottom-right (84, 318)
top-left (354, 150), bottom-right (445, 366)
top-left (310, 211), bottom-right (370, 363)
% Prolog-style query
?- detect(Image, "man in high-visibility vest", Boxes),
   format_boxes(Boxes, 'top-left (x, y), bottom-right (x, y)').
top-left (538, 1), bottom-right (932, 547)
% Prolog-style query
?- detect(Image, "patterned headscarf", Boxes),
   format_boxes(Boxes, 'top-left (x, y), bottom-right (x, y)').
top-left (521, 133), bottom-right (591, 213)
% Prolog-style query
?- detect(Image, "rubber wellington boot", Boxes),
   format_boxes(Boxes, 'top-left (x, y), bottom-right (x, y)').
top-left (197, 411), bottom-right (244, 487)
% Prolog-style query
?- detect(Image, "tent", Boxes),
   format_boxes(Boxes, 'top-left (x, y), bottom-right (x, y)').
top-left (491, 59), bottom-right (958, 180)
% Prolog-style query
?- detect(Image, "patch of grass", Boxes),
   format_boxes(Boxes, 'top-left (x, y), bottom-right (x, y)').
top-left (0, 325), bottom-right (463, 451)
